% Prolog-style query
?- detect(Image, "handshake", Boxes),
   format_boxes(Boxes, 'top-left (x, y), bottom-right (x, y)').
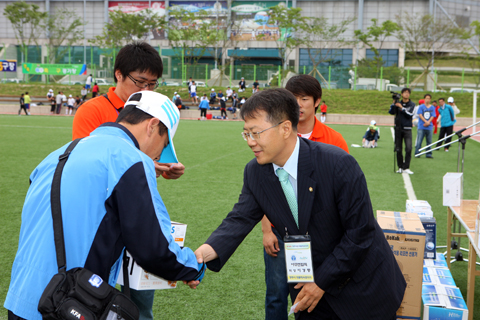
top-left (183, 244), bottom-right (218, 289)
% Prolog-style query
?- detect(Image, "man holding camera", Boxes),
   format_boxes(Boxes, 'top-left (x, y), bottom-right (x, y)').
top-left (389, 88), bottom-right (415, 174)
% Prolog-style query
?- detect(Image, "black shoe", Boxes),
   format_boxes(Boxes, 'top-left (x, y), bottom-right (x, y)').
top-left (426, 156), bottom-right (434, 159)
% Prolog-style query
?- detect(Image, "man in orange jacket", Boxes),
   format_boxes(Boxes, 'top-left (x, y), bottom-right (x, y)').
top-left (261, 74), bottom-right (349, 320)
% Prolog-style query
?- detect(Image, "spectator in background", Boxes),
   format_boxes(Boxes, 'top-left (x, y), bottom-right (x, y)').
top-left (92, 82), bottom-right (99, 98)
top-left (61, 92), bottom-right (67, 110)
top-left (415, 94), bottom-right (436, 158)
top-left (210, 88), bottom-right (217, 104)
top-left (436, 97), bottom-right (456, 152)
top-left (226, 86), bottom-right (233, 101)
top-left (363, 124), bottom-right (379, 148)
top-left (218, 90), bottom-right (224, 100)
top-left (67, 95), bottom-right (75, 115)
top-left (85, 74), bottom-right (93, 90)
top-left (320, 100), bottom-right (327, 123)
top-left (188, 77), bottom-right (193, 93)
top-left (24, 92), bottom-right (31, 115)
top-left (175, 94), bottom-right (187, 110)
top-left (190, 80), bottom-right (198, 104)
top-left (239, 77), bottom-right (246, 92)
top-left (219, 97), bottom-right (227, 119)
top-left (199, 94), bottom-right (210, 120)
top-left (172, 92), bottom-right (178, 103)
top-left (431, 100), bottom-right (439, 134)
top-left (19, 93), bottom-right (28, 116)
top-left (81, 86), bottom-right (88, 101)
top-left (56, 92), bottom-right (63, 115)
top-left (74, 95), bottom-right (83, 111)
top-left (239, 97), bottom-right (246, 107)
top-left (412, 99), bottom-right (423, 127)
top-left (231, 96), bottom-right (238, 119)
top-left (47, 89), bottom-right (56, 115)
top-left (232, 89), bottom-right (238, 101)
top-left (448, 97), bottom-right (460, 116)
top-left (252, 79), bottom-right (259, 93)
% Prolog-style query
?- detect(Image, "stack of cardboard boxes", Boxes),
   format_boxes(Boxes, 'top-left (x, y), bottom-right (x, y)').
top-left (378, 199), bottom-right (469, 320)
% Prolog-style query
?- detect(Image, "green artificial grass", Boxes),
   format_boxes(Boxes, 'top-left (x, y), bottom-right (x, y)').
top-left (0, 115), bottom-right (479, 319)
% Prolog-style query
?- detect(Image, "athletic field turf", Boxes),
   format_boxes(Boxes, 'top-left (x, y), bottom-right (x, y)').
top-left (1, 114), bottom-right (479, 319)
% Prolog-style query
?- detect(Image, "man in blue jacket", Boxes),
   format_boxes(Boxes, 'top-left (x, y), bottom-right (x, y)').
top-left (435, 97), bottom-right (456, 152)
top-left (415, 94), bottom-right (436, 158)
top-left (199, 95), bottom-right (210, 120)
top-left (5, 91), bottom-right (205, 320)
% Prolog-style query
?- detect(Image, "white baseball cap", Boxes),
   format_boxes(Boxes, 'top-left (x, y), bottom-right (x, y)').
top-left (211, 88), bottom-right (215, 91)
top-left (447, 97), bottom-right (454, 103)
top-left (370, 120), bottom-right (376, 126)
top-left (49, 89), bottom-right (53, 92)
top-left (69, 95), bottom-right (72, 97)
top-left (174, 92), bottom-right (177, 94)
top-left (125, 91), bottom-right (180, 163)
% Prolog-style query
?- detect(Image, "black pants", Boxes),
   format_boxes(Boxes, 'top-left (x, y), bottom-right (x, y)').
top-left (436, 125), bottom-right (453, 150)
top-left (221, 109), bottom-right (227, 118)
top-left (200, 108), bottom-right (207, 117)
top-left (50, 103), bottom-right (56, 113)
top-left (8, 310), bottom-right (26, 320)
top-left (18, 105), bottom-right (28, 115)
top-left (395, 128), bottom-right (412, 170)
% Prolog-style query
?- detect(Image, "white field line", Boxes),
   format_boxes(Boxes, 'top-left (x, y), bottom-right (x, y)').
top-left (391, 127), bottom-right (417, 201)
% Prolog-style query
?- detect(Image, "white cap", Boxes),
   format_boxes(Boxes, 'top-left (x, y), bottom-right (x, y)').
top-left (211, 88), bottom-right (215, 91)
top-left (221, 97), bottom-right (225, 101)
top-left (49, 89), bottom-right (53, 92)
top-left (125, 91), bottom-right (180, 163)
top-left (69, 95), bottom-right (72, 97)
top-left (176, 94), bottom-right (180, 97)
top-left (174, 92), bottom-right (177, 94)
top-left (447, 97), bottom-right (454, 103)
top-left (370, 120), bottom-right (376, 126)
top-left (241, 77), bottom-right (244, 79)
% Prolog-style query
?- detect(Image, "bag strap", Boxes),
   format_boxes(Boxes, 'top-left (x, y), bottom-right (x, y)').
top-left (50, 138), bottom-right (82, 271)
top-left (50, 138), bottom-right (132, 296)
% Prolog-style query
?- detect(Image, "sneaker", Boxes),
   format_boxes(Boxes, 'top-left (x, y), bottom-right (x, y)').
top-left (426, 156), bottom-right (434, 159)
top-left (396, 168), bottom-right (403, 174)
top-left (445, 149), bottom-right (449, 152)
top-left (403, 169), bottom-right (414, 175)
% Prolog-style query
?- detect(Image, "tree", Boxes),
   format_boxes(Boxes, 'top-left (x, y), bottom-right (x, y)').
top-left (43, 8), bottom-right (84, 65)
top-left (3, 1), bottom-right (47, 64)
top-left (298, 16), bottom-right (354, 87)
top-left (90, 9), bottom-right (166, 63)
top-left (354, 19), bottom-right (401, 87)
top-left (166, 8), bottom-right (213, 69)
top-left (396, 13), bottom-right (470, 90)
top-left (264, 5), bottom-right (305, 74)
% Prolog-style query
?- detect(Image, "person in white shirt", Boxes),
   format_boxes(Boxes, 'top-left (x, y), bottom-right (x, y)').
top-left (190, 81), bottom-right (198, 104)
top-left (55, 92), bottom-right (63, 115)
top-left (81, 86), bottom-right (88, 101)
top-left (85, 74), bottom-right (93, 90)
top-left (67, 95), bottom-right (76, 115)
top-left (47, 89), bottom-right (55, 115)
top-left (226, 86), bottom-right (233, 101)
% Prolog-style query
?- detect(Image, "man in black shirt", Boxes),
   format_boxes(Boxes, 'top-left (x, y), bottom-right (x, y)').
top-left (389, 88), bottom-right (415, 174)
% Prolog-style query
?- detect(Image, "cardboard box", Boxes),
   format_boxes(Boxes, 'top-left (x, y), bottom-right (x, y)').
top-left (443, 173), bottom-right (463, 207)
top-left (423, 254), bottom-right (448, 268)
top-left (377, 211), bottom-right (426, 319)
top-left (420, 217), bottom-right (436, 260)
top-left (117, 222), bottom-right (187, 290)
top-left (422, 285), bottom-right (468, 320)
top-left (406, 200), bottom-right (434, 218)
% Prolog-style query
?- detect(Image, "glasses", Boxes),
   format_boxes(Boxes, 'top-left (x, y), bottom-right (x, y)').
top-left (127, 74), bottom-right (159, 90)
top-left (241, 121), bottom-right (286, 141)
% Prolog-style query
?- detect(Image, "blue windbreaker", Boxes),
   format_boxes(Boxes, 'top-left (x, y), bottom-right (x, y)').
top-left (5, 123), bottom-right (203, 320)
top-left (438, 104), bottom-right (457, 128)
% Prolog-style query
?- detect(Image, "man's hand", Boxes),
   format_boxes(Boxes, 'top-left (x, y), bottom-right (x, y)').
top-left (293, 283), bottom-right (325, 313)
top-left (154, 161), bottom-right (185, 179)
top-left (183, 280), bottom-right (200, 289)
top-left (194, 244), bottom-right (218, 264)
top-left (263, 231), bottom-right (280, 257)
top-left (395, 102), bottom-right (403, 109)
top-left (423, 122), bottom-right (430, 127)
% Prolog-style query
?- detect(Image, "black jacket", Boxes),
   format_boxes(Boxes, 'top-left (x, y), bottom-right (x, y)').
top-left (389, 99), bottom-right (415, 129)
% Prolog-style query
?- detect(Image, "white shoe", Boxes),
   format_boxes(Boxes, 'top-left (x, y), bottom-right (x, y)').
top-left (445, 149), bottom-right (449, 152)
top-left (396, 168), bottom-right (403, 174)
top-left (403, 169), bottom-right (414, 175)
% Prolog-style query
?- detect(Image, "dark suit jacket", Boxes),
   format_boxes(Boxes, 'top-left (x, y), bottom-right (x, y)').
top-left (206, 138), bottom-right (406, 319)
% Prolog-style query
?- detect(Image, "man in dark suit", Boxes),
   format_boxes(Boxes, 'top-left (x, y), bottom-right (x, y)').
top-left (195, 88), bottom-right (406, 319)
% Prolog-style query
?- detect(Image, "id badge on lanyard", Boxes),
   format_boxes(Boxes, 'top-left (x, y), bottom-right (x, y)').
top-left (284, 234), bottom-right (314, 283)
